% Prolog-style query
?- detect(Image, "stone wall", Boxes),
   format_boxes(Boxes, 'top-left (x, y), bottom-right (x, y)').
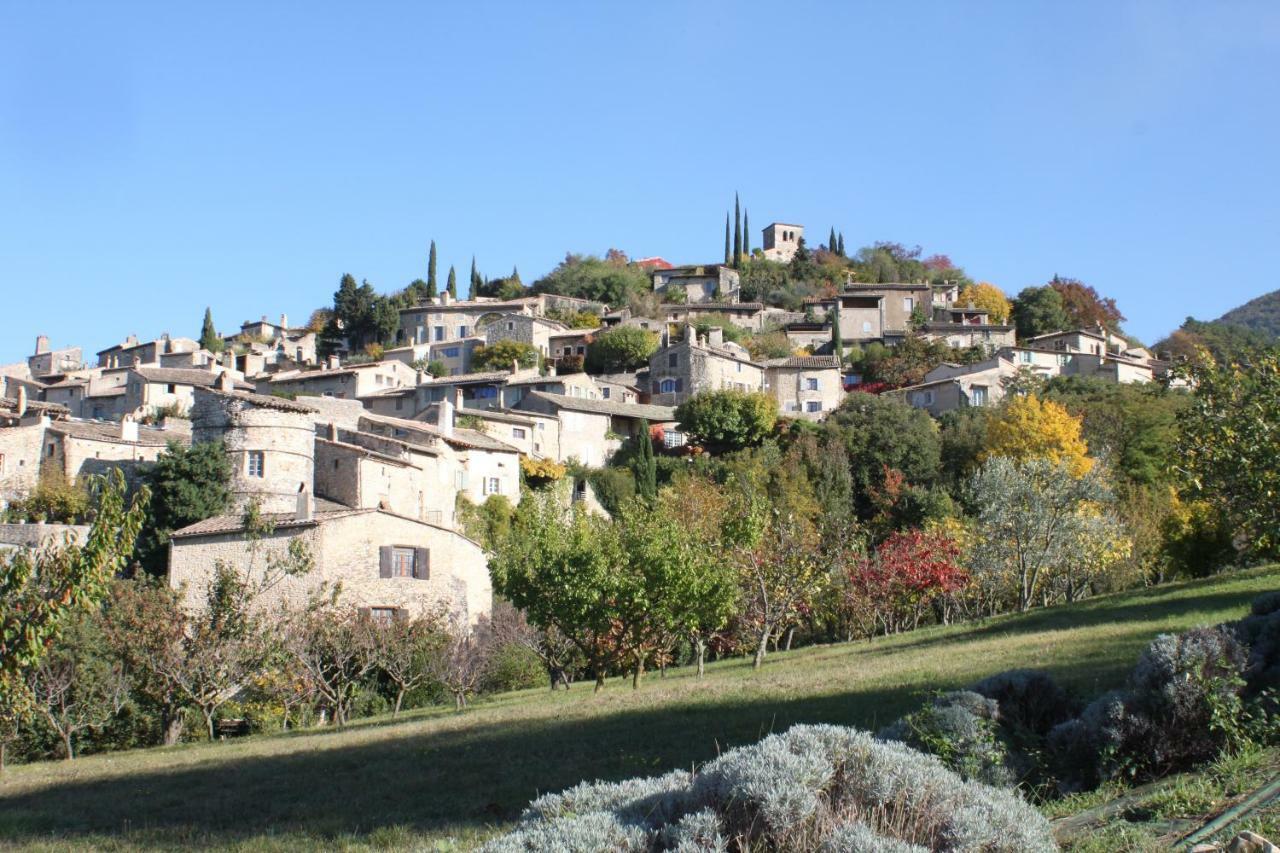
top-left (0, 420), bottom-right (46, 506)
top-left (0, 522), bottom-right (89, 549)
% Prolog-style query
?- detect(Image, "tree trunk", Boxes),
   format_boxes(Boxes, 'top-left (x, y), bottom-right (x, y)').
top-left (694, 637), bottom-right (706, 679)
top-left (454, 692), bottom-right (464, 711)
top-left (163, 712), bottom-right (184, 746)
top-left (204, 708), bottom-right (216, 742)
top-left (593, 667), bottom-right (606, 693)
top-left (631, 655), bottom-right (645, 690)
top-left (393, 690), bottom-right (405, 717)
top-left (753, 626), bottom-right (771, 670)
top-left (784, 626), bottom-right (795, 651)
top-left (61, 729), bottom-right (75, 760)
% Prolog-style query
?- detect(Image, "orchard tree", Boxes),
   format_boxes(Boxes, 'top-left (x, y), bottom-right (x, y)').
top-left (956, 282), bottom-right (1011, 324)
top-left (1177, 348), bottom-right (1280, 559)
top-left (982, 394), bottom-right (1092, 477)
top-left (28, 612), bottom-right (127, 759)
top-left (1011, 285), bottom-right (1071, 340)
top-left (102, 578), bottom-right (188, 744)
top-left (584, 326), bottom-right (659, 372)
top-left (368, 612), bottom-right (443, 716)
top-left (968, 457), bottom-right (1116, 612)
top-left (426, 612), bottom-right (491, 710)
top-left (285, 606), bottom-right (378, 726)
top-left (849, 529), bottom-right (966, 636)
top-left (675, 390), bottom-right (778, 454)
top-left (1049, 275), bottom-right (1125, 331)
top-left (735, 513), bottom-right (828, 669)
top-left (472, 339), bottom-right (539, 371)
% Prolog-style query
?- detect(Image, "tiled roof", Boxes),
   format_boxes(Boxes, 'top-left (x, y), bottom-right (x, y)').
top-left (0, 397), bottom-right (71, 416)
top-left (206, 389), bottom-right (319, 414)
top-left (519, 391), bottom-right (676, 422)
top-left (421, 370), bottom-right (512, 385)
top-left (172, 507), bottom-right (365, 538)
top-left (447, 428), bottom-right (520, 453)
top-left (678, 302), bottom-right (765, 311)
top-left (762, 356), bottom-right (842, 369)
top-left (48, 419), bottom-right (184, 447)
top-left (133, 367), bottom-right (253, 389)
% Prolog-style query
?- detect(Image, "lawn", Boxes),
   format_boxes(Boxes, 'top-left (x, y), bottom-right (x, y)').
top-left (0, 567), bottom-right (1276, 851)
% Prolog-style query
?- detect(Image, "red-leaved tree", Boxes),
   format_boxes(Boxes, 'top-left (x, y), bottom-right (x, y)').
top-left (848, 529), bottom-right (968, 637)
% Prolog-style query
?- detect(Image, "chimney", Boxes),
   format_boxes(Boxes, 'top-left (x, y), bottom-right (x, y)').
top-left (511, 358), bottom-right (520, 374)
top-left (15, 386), bottom-right (27, 417)
top-left (707, 328), bottom-right (724, 348)
top-left (440, 396), bottom-right (455, 438)
top-left (223, 350), bottom-right (236, 370)
top-left (296, 483), bottom-right (313, 521)
top-left (416, 368), bottom-right (426, 384)
top-left (327, 354), bottom-right (341, 371)
top-left (261, 314), bottom-right (268, 323)
top-left (217, 371), bottom-right (236, 392)
top-left (327, 422), bottom-right (338, 442)
top-left (280, 313), bottom-right (289, 330)
top-left (684, 323), bottom-right (698, 345)
top-left (440, 291), bottom-right (452, 306)
top-left (119, 415), bottom-right (139, 443)
top-left (34, 335), bottom-right (49, 355)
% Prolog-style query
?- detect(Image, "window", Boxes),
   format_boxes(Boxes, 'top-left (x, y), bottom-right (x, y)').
top-left (458, 325), bottom-right (468, 337)
top-left (369, 607), bottom-right (399, 624)
top-left (1020, 351), bottom-right (1033, 364)
top-left (442, 347), bottom-right (460, 358)
top-left (736, 362), bottom-right (742, 373)
top-left (536, 421), bottom-right (545, 430)
top-left (483, 476), bottom-right (501, 495)
top-left (970, 386), bottom-right (989, 406)
top-left (903, 297), bottom-right (914, 313)
top-left (506, 321), bottom-right (514, 331)
top-left (380, 546), bottom-right (428, 580)
top-left (668, 353), bottom-right (678, 368)
top-left (433, 326), bottom-right (445, 341)
top-left (601, 387), bottom-right (610, 399)
top-left (247, 450), bottom-right (265, 478)
top-left (1058, 354), bottom-right (1070, 366)
top-left (862, 321), bottom-right (872, 333)
top-left (659, 378), bottom-right (678, 394)
top-left (806, 401), bottom-right (822, 413)
top-left (805, 377), bottom-right (819, 390)
top-left (512, 427), bottom-right (527, 439)
top-left (46, 443), bottom-right (55, 458)
top-left (576, 345), bottom-right (585, 355)
top-left (166, 384), bottom-right (176, 393)
top-left (911, 390), bottom-right (934, 407)
top-left (475, 386), bottom-right (497, 399)
top-left (395, 398), bottom-right (403, 411)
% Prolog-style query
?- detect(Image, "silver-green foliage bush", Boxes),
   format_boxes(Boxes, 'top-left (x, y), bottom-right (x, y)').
top-left (876, 691), bottom-right (1014, 787)
top-left (480, 724), bottom-right (1057, 852)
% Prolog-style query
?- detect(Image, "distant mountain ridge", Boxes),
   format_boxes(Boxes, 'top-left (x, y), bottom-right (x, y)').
top-left (1215, 289), bottom-right (1280, 339)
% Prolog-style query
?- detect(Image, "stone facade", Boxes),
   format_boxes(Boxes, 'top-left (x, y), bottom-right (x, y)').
top-left (259, 360), bottom-right (415, 401)
top-left (397, 293), bottom-right (604, 347)
top-left (651, 265), bottom-right (741, 305)
top-left (761, 223), bottom-right (804, 263)
top-left (484, 314), bottom-right (568, 358)
top-left (647, 326), bottom-right (764, 406)
top-left (763, 356), bottom-right (845, 419)
top-left (169, 508), bottom-right (492, 623)
top-left (919, 323), bottom-right (1016, 352)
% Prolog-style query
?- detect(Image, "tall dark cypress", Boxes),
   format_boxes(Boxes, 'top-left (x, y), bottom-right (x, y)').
top-left (829, 227), bottom-right (838, 253)
top-left (428, 240), bottom-right (438, 295)
top-left (724, 213), bottom-right (731, 264)
top-left (633, 419), bottom-right (657, 502)
top-left (446, 266), bottom-right (457, 298)
top-left (732, 193), bottom-right (742, 267)
top-left (837, 232), bottom-right (845, 257)
top-left (743, 210), bottom-right (750, 257)
top-left (469, 256), bottom-right (481, 298)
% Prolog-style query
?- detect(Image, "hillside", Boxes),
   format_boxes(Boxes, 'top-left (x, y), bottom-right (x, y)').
top-left (1216, 288), bottom-right (1280, 339)
top-left (0, 567), bottom-right (1276, 851)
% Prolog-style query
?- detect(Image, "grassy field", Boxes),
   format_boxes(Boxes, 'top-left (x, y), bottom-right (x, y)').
top-left (0, 566), bottom-right (1276, 851)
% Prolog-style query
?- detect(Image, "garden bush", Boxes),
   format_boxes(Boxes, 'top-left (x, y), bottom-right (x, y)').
top-left (969, 669), bottom-right (1078, 737)
top-left (1229, 591), bottom-right (1280, 712)
top-left (480, 724), bottom-right (1056, 852)
top-left (877, 691), bottom-right (1014, 787)
top-left (1048, 625), bottom-right (1250, 790)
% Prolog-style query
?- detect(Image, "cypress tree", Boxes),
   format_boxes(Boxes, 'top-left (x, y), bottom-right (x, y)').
top-left (724, 213), bottom-right (731, 264)
top-left (199, 307), bottom-right (221, 352)
top-left (829, 227), bottom-right (838, 253)
top-left (511, 265), bottom-right (521, 285)
top-left (743, 210), bottom-right (750, 257)
top-left (447, 264), bottom-right (458, 298)
top-left (831, 299), bottom-right (844, 363)
top-left (428, 240), bottom-right (438, 295)
top-left (837, 232), bottom-right (845, 257)
top-left (633, 419), bottom-right (657, 502)
top-left (732, 193), bottom-right (742, 267)
top-left (469, 256), bottom-right (481, 299)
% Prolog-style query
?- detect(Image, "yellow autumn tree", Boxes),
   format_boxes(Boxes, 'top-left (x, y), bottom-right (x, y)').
top-left (957, 282), bottom-right (1011, 324)
top-left (981, 394), bottom-right (1093, 476)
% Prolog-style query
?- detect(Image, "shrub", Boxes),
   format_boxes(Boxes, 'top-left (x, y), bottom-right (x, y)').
top-left (969, 669), bottom-right (1078, 737)
top-left (482, 642), bottom-right (544, 694)
top-left (480, 724), bottom-right (1056, 852)
top-left (1229, 592), bottom-right (1280, 709)
top-left (877, 691), bottom-right (1014, 787)
top-left (1048, 625), bottom-right (1250, 790)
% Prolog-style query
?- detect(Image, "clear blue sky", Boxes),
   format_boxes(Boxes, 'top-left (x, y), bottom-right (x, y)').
top-left (3, 2), bottom-right (1279, 364)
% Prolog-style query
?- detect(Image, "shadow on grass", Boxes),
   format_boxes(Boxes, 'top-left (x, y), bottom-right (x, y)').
top-left (0, 569), bottom-right (1271, 847)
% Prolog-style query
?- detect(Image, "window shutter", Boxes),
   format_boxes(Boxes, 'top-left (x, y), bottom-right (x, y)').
top-left (414, 548), bottom-right (430, 579)
top-left (676, 378), bottom-right (683, 392)
top-left (378, 546), bottom-right (392, 578)
top-left (357, 607), bottom-right (372, 620)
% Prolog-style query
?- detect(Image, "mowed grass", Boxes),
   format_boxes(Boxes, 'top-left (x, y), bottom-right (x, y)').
top-left (1, 567), bottom-right (1276, 851)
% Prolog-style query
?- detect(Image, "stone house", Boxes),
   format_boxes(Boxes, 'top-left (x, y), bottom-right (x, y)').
top-left (396, 292), bottom-right (604, 347)
top-left (647, 326), bottom-right (764, 407)
top-left (514, 391), bottom-right (677, 467)
top-left (651, 265), bottom-right (741, 304)
top-left (382, 338), bottom-right (485, 377)
top-left (125, 366), bottom-right (253, 419)
top-left (809, 284), bottom-right (934, 343)
top-left (421, 403), bottom-right (562, 462)
top-left (97, 335), bottom-right (199, 369)
top-left (28, 336), bottom-right (83, 379)
top-left (259, 359), bottom-right (416, 401)
top-left (919, 322), bottom-right (1016, 352)
top-left (663, 302), bottom-right (768, 332)
top-left (484, 314), bottom-right (569, 359)
top-left (784, 321), bottom-right (835, 352)
top-left (547, 328), bottom-right (599, 365)
top-left (762, 356), bottom-right (845, 419)
top-left (761, 223), bottom-right (804, 263)
top-left (170, 386), bottom-right (495, 622)
top-left (889, 356), bottom-right (1015, 416)
top-left (501, 371), bottom-right (601, 409)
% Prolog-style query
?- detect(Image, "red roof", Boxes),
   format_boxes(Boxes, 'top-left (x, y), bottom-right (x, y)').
top-left (633, 256), bottom-right (673, 270)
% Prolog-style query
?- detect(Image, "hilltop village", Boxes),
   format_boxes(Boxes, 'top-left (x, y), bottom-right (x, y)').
top-left (0, 221), bottom-right (1182, 625)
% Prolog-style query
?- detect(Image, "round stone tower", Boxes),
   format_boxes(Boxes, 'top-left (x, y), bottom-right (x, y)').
top-left (191, 385), bottom-right (318, 514)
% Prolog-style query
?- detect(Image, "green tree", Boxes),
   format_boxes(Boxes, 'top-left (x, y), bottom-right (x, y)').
top-left (472, 339), bottom-right (539, 371)
top-left (28, 611), bottom-right (126, 760)
top-left (742, 210), bottom-right (749, 256)
top-left (1011, 285), bottom-right (1071, 340)
top-left (1178, 347), bottom-right (1280, 559)
top-left (632, 420), bottom-right (657, 502)
top-left (136, 441), bottom-right (232, 574)
top-left (675, 390), bottom-right (778, 454)
top-left (837, 232), bottom-right (845, 256)
top-left (584, 326), bottom-right (659, 372)
top-left (446, 265), bottom-right (457, 300)
top-left (428, 240), bottom-right (438, 295)
top-left (199, 307), bottom-right (224, 353)
top-left (470, 256), bottom-right (482, 299)
top-left (0, 471), bottom-right (147, 768)
top-left (533, 253), bottom-right (648, 305)
top-left (829, 227), bottom-right (838, 253)
top-left (724, 212), bottom-right (730, 265)
top-left (824, 393), bottom-right (941, 519)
